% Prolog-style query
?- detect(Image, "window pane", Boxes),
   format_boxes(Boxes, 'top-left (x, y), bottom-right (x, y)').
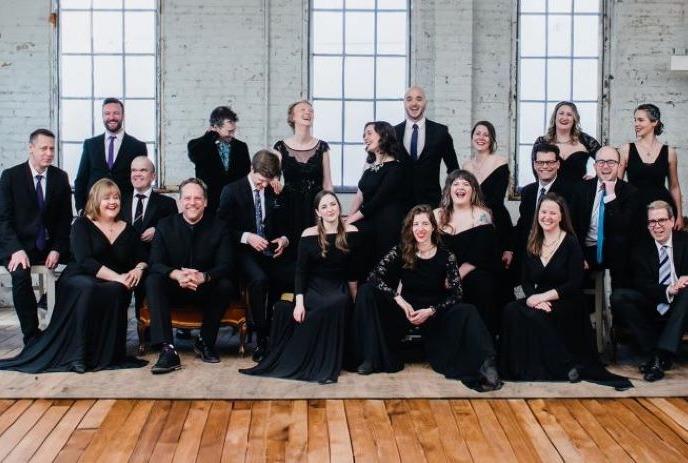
top-left (344, 57), bottom-right (374, 98)
top-left (93, 12), bottom-right (123, 53)
top-left (94, 56), bottom-right (123, 98)
top-left (576, 102), bottom-right (598, 135)
top-left (125, 0), bottom-right (157, 8)
top-left (61, 143), bottom-right (83, 186)
top-left (124, 99), bottom-right (156, 142)
top-left (376, 57), bottom-right (406, 99)
top-left (93, 0), bottom-right (123, 8)
top-left (125, 11), bottom-right (155, 53)
top-left (125, 56), bottom-right (155, 97)
top-left (62, 99), bottom-right (93, 141)
top-left (574, 0), bottom-right (600, 13)
top-left (313, 12), bottom-right (342, 54)
top-left (519, 58), bottom-right (545, 100)
top-left (548, 0), bottom-right (571, 13)
top-left (377, 12), bottom-right (406, 55)
top-left (520, 0), bottom-right (546, 13)
top-left (547, 15), bottom-right (571, 56)
top-left (61, 55), bottom-right (92, 98)
top-left (60, 11), bottom-right (91, 53)
top-left (517, 145), bottom-right (536, 185)
top-left (312, 56), bottom-right (342, 98)
top-left (574, 16), bottom-right (599, 56)
top-left (520, 15), bottom-right (545, 57)
top-left (375, 100), bottom-right (403, 124)
top-left (313, 0), bottom-right (343, 8)
top-left (572, 59), bottom-right (598, 100)
top-left (328, 144), bottom-right (343, 186)
top-left (60, 0), bottom-right (91, 8)
top-left (519, 102), bottom-right (546, 143)
top-left (546, 58), bottom-right (571, 101)
top-left (345, 12), bottom-right (374, 54)
top-left (343, 144), bottom-right (366, 187)
top-left (313, 100), bottom-right (342, 142)
top-left (344, 101), bottom-right (373, 143)
top-left (378, 0), bottom-right (407, 9)
top-left (347, 0), bottom-right (374, 9)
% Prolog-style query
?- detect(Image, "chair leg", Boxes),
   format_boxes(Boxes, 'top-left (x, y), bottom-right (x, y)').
top-left (239, 322), bottom-right (247, 356)
top-left (137, 322), bottom-right (147, 356)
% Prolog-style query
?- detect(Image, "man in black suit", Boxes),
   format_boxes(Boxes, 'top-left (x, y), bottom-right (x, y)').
top-left (217, 149), bottom-right (293, 362)
top-left (572, 146), bottom-right (637, 289)
top-left (121, 156), bottom-right (178, 315)
top-left (611, 201), bottom-right (688, 381)
top-left (0, 129), bottom-right (72, 344)
top-left (188, 106), bottom-right (251, 217)
top-left (395, 86), bottom-right (459, 208)
top-left (147, 178), bottom-right (234, 374)
top-left (74, 97), bottom-right (147, 213)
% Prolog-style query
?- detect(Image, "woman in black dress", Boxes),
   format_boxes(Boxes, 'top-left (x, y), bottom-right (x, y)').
top-left (434, 170), bottom-right (507, 335)
top-left (499, 193), bottom-right (631, 390)
top-left (240, 191), bottom-right (358, 384)
top-left (346, 121), bottom-right (405, 274)
top-left (273, 100), bottom-right (334, 245)
top-left (351, 205), bottom-right (502, 392)
top-left (0, 179), bottom-right (148, 373)
top-left (532, 101), bottom-right (601, 183)
top-left (618, 103), bottom-right (684, 233)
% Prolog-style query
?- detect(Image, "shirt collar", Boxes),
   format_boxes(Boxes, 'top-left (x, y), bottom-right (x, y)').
top-left (596, 179), bottom-right (616, 190)
top-left (134, 187), bottom-right (153, 198)
top-left (28, 161), bottom-right (47, 178)
top-left (538, 175), bottom-right (556, 190)
top-left (105, 128), bottom-right (124, 139)
top-left (656, 235), bottom-right (673, 251)
top-left (247, 174), bottom-right (258, 192)
top-left (406, 117), bottom-right (426, 130)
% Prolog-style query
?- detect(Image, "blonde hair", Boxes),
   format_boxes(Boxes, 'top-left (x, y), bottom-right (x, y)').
top-left (287, 100), bottom-right (312, 130)
top-left (84, 178), bottom-right (121, 220)
top-left (544, 101), bottom-right (582, 144)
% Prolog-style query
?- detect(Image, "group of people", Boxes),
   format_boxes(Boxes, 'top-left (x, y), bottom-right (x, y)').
top-left (0, 88), bottom-right (685, 392)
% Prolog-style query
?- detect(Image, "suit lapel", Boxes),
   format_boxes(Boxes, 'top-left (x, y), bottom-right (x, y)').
top-left (93, 134), bottom-right (107, 169)
top-left (143, 192), bottom-right (159, 229)
top-left (121, 193), bottom-right (133, 224)
top-left (43, 165), bottom-right (58, 209)
top-left (417, 120), bottom-right (435, 161)
top-left (23, 162), bottom-right (39, 210)
top-left (673, 232), bottom-right (687, 274)
top-left (112, 134), bottom-right (128, 170)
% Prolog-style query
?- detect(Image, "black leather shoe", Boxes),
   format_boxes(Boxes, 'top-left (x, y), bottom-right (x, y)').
top-left (71, 361), bottom-right (86, 374)
top-left (642, 355), bottom-right (665, 382)
top-left (479, 356), bottom-right (503, 392)
top-left (356, 361), bottom-right (374, 375)
top-left (640, 356), bottom-right (673, 373)
top-left (193, 337), bottom-right (220, 363)
top-left (252, 344), bottom-right (267, 363)
top-left (568, 366), bottom-right (581, 383)
top-left (152, 346), bottom-right (181, 374)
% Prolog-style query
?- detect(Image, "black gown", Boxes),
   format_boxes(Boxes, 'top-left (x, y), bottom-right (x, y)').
top-left (532, 132), bottom-right (600, 183)
top-left (274, 140), bottom-right (329, 246)
top-left (351, 246), bottom-right (496, 389)
top-left (498, 233), bottom-right (631, 389)
top-left (0, 217), bottom-right (147, 373)
top-left (240, 233), bottom-right (359, 383)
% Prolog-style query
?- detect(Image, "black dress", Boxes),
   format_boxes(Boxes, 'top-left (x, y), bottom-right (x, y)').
top-left (274, 140), bottom-right (329, 245)
top-left (240, 233), bottom-right (359, 383)
top-left (498, 233), bottom-right (631, 389)
top-left (442, 225), bottom-right (505, 335)
top-left (356, 161), bottom-right (405, 275)
top-left (0, 217), bottom-right (147, 373)
top-left (532, 132), bottom-right (600, 183)
top-left (351, 246), bottom-right (496, 389)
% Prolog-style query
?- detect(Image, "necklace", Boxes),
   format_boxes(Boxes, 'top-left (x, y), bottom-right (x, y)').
top-left (417, 245), bottom-right (436, 258)
top-left (370, 156), bottom-right (391, 172)
top-left (543, 230), bottom-right (563, 248)
top-left (472, 154), bottom-right (489, 177)
top-left (637, 138), bottom-right (659, 159)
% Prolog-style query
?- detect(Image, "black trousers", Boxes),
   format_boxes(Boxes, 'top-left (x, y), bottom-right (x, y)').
top-left (4, 250), bottom-right (47, 343)
top-left (611, 288), bottom-right (688, 355)
top-left (146, 274), bottom-right (234, 347)
top-left (583, 245), bottom-right (630, 290)
top-left (236, 249), bottom-right (294, 338)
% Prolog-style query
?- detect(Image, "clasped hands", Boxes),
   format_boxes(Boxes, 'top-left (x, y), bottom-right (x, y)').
top-left (668, 276), bottom-right (688, 296)
top-left (395, 295), bottom-right (434, 325)
top-left (246, 233), bottom-right (288, 257)
top-left (526, 293), bottom-right (552, 312)
top-left (116, 267), bottom-right (145, 289)
top-left (170, 268), bottom-right (206, 291)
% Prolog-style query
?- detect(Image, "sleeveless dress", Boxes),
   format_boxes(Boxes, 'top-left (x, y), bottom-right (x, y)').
top-left (559, 151), bottom-right (591, 183)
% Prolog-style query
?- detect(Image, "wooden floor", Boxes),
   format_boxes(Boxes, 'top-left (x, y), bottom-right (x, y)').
top-left (1, 398), bottom-right (688, 462)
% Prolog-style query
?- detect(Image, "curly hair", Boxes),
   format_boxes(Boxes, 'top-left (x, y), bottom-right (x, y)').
top-left (544, 101), bottom-right (582, 144)
top-left (437, 170), bottom-right (488, 232)
top-left (364, 121), bottom-right (402, 164)
top-left (400, 204), bottom-right (440, 269)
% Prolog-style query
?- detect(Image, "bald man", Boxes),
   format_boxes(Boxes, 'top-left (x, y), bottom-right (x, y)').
top-left (394, 86), bottom-right (459, 209)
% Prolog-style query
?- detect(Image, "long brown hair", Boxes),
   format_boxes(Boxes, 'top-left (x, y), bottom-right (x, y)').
top-left (400, 205), bottom-right (440, 269)
top-left (544, 101), bottom-right (582, 144)
top-left (438, 169), bottom-right (488, 232)
top-left (84, 178), bottom-right (121, 221)
top-left (314, 190), bottom-right (349, 257)
top-left (526, 192), bottom-right (576, 256)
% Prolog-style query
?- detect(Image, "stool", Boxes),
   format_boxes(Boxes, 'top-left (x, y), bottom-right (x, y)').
top-left (0, 264), bottom-right (62, 329)
top-left (584, 269), bottom-right (612, 354)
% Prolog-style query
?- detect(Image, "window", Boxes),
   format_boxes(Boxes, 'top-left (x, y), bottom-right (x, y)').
top-left (515, 0), bottom-right (602, 186)
top-left (58, 0), bottom-right (158, 184)
top-left (310, 0), bottom-right (410, 190)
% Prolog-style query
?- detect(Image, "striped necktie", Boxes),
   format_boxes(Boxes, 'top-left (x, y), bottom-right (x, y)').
top-left (657, 245), bottom-right (672, 315)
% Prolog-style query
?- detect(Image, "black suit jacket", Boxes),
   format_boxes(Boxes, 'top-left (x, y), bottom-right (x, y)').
top-left (631, 231), bottom-right (688, 304)
top-left (121, 190), bottom-right (178, 257)
top-left (74, 133), bottom-right (147, 212)
top-left (217, 177), bottom-right (286, 246)
top-left (0, 162), bottom-right (72, 261)
top-left (395, 119), bottom-right (459, 208)
top-left (149, 213), bottom-right (232, 281)
top-left (188, 132), bottom-right (251, 216)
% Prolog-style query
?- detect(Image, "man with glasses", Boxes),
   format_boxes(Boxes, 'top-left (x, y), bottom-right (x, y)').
top-left (611, 200), bottom-right (688, 382)
top-left (572, 146), bottom-right (638, 288)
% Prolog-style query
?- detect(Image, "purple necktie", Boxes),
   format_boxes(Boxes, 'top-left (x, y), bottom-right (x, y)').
top-left (107, 135), bottom-right (116, 169)
top-left (35, 175), bottom-right (47, 251)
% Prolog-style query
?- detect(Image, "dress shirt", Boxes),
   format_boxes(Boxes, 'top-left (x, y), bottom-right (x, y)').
top-left (403, 117), bottom-right (426, 157)
top-left (240, 174), bottom-right (265, 244)
top-left (655, 237), bottom-right (678, 302)
top-left (131, 187), bottom-right (153, 224)
top-left (104, 129), bottom-right (124, 166)
top-left (28, 162), bottom-right (48, 189)
top-left (534, 177), bottom-right (557, 209)
top-left (585, 179), bottom-right (617, 247)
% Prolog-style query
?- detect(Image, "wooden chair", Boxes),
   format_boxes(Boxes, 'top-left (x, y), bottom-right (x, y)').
top-left (584, 269), bottom-right (612, 355)
top-left (0, 264), bottom-right (62, 329)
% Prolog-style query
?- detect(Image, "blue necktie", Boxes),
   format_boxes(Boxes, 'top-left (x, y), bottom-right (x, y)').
top-left (537, 186), bottom-right (546, 205)
top-left (107, 135), bottom-right (116, 169)
top-left (218, 141), bottom-right (231, 171)
top-left (254, 189), bottom-right (265, 238)
top-left (657, 245), bottom-right (672, 315)
top-left (410, 123), bottom-right (418, 161)
top-left (35, 175), bottom-right (47, 251)
top-left (596, 185), bottom-right (606, 264)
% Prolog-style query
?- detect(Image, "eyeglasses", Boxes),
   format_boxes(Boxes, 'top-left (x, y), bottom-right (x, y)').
top-left (594, 160), bottom-right (619, 167)
top-left (647, 218), bottom-right (671, 227)
top-left (533, 160), bottom-right (558, 167)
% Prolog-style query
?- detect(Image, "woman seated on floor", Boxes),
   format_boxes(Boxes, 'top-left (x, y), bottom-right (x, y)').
top-left (240, 190), bottom-right (359, 384)
top-left (499, 192), bottom-right (631, 390)
top-left (350, 204), bottom-right (502, 392)
top-left (0, 179), bottom-right (148, 373)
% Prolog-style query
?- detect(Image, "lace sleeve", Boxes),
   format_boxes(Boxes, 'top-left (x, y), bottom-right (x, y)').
top-left (367, 246), bottom-right (402, 298)
top-left (434, 252), bottom-right (463, 313)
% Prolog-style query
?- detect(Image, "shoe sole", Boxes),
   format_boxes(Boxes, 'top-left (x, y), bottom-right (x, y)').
top-left (194, 345), bottom-right (220, 364)
top-left (151, 364), bottom-right (182, 374)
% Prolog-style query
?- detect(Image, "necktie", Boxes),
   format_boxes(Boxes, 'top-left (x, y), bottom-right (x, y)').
top-left (596, 185), bottom-right (606, 264)
top-left (657, 245), bottom-right (672, 315)
top-left (537, 186), bottom-right (546, 205)
top-left (35, 175), bottom-right (47, 251)
top-left (410, 123), bottom-right (419, 161)
top-left (133, 193), bottom-right (145, 231)
top-left (218, 141), bottom-right (231, 171)
top-left (107, 135), bottom-right (116, 169)
top-left (254, 189), bottom-right (265, 238)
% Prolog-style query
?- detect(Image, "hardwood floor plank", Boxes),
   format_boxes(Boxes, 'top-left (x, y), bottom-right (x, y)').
top-left (489, 400), bottom-right (541, 462)
top-left (79, 399), bottom-right (135, 462)
top-left (77, 399), bottom-right (116, 429)
top-left (450, 400), bottom-right (497, 461)
top-left (407, 400), bottom-right (448, 463)
top-left (265, 400), bottom-right (292, 462)
top-left (245, 401), bottom-right (270, 463)
top-left (29, 399), bottom-right (95, 463)
top-left (344, 400), bottom-right (378, 463)
top-left (285, 400), bottom-right (308, 463)
top-left (543, 400), bottom-right (607, 462)
top-left (620, 398), bottom-right (688, 460)
top-left (4, 403), bottom-right (69, 462)
top-left (326, 400), bottom-right (353, 463)
top-left (129, 400), bottom-right (173, 463)
top-left (172, 400), bottom-right (212, 463)
top-left (472, 400), bottom-right (517, 462)
top-left (0, 399), bottom-right (15, 416)
top-left (427, 400), bottom-right (471, 463)
top-left (508, 399), bottom-right (563, 463)
top-left (0, 399), bottom-right (32, 437)
top-left (647, 398), bottom-right (688, 431)
top-left (198, 400), bottom-right (232, 462)
top-left (149, 400), bottom-right (191, 463)
top-left (385, 399), bottom-right (425, 463)
top-left (0, 399), bottom-right (52, 461)
top-left (638, 398), bottom-right (688, 442)
top-left (54, 428), bottom-right (97, 463)
top-left (307, 400), bottom-right (330, 462)
top-left (99, 400), bottom-right (154, 462)
top-left (363, 399), bottom-right (401, 462)
top-left (528, 399), bottom-right (581, 462)
top-left (222, 400), bottom-right (252, 463)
